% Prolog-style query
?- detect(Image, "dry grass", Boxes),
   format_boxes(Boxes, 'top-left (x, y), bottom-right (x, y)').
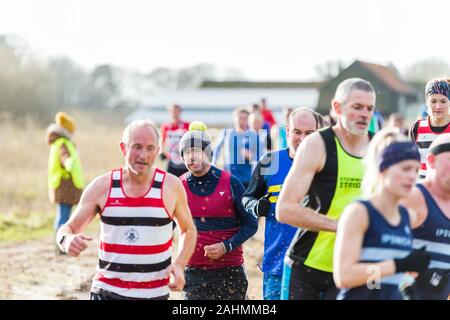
top-left (0, 111), bottom-right (127, 240)
top-left (0, 112), bottom-right (264, 298)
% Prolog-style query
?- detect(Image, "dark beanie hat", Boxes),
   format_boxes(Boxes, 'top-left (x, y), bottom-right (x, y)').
top-left (179, 122), bottom-right (213, 161)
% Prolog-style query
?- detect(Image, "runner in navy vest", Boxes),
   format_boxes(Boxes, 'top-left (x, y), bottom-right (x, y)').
top-left (178, 122), bottom-right (258, 300)
top-left (56, 120), bottom-right (197, 300)
top-left (242, 107), bottom-right (322, 300)
top-left (334, 129), bottom-right (430, 300)
top-left (401, 133), bottom-right (450, 300)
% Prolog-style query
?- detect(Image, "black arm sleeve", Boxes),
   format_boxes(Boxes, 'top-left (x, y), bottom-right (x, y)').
top-left (241, 154), bottom-right (270, 218)
top-left (222, 175), bottom-right (259, 252)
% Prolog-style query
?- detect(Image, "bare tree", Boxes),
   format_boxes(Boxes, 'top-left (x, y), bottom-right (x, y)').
top-left (147, 63), bottom-right (219, 90)
top-left (314, 59), bottom-right (346, 81)
top-left (0, 35), bottom-right (59, 121)
top-left (403, 58), bottom-right (450, 82)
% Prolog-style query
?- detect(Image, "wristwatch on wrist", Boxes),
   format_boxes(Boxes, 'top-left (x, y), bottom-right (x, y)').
top-left (221, 242), bottom-right (227, 253)
top-left (58, 235), bottom-right (66, 251)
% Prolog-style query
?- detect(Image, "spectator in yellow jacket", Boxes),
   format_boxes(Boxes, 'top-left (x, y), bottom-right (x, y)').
top-left (46, 112), bottom-right (85, 253)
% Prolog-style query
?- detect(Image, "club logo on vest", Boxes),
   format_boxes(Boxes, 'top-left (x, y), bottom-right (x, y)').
top-left (125, 228), bottom-right (139, 243)
top-left (112, 199), bottom-right (123, 205)
top-left (219, 192), bottom-right (224, 196)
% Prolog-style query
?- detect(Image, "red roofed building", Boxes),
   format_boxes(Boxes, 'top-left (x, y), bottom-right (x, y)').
top-left (316, 60), bottom-right (418, 116)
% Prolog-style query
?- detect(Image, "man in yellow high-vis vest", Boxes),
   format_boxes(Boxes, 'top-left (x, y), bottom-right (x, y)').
top-left (277, 78), bottom-right (376, 300)
top-left (46, 112), bottom-right (85, 254)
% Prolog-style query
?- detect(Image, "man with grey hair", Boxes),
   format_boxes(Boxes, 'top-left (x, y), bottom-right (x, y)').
top-left (56, 120), bottom-right (197, 300)
top-left (277, 78), bottom-right (376, 300)
top-left (243, 107), bottom-right (323, 300)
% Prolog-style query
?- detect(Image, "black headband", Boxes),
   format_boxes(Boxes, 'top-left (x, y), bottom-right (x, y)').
top-left (430, 143), bottom-right (450, 156)
top-left (378, 142), bottom-right (421, 172)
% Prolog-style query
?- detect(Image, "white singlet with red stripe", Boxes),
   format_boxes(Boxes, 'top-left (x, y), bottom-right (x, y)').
top-left (91, 168), bottom-right (173, 299)
top-left (416, 118), bottom-right (450, 178)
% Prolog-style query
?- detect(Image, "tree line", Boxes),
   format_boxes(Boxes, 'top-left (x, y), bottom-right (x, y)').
top-left (1, 34), bottom-right (449, 123)
top-left (0, 35), bottom-right (245, 123)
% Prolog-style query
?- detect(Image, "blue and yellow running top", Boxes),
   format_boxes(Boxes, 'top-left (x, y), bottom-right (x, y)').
top-left (243, 148), bottom-right (297, 276)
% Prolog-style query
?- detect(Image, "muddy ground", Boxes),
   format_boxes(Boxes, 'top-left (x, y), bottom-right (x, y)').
top-left (0, 221), bottom-right (265, 300)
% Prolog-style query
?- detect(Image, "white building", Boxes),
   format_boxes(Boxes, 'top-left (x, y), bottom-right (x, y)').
top-left (126, 82), bottom-right (320, 127)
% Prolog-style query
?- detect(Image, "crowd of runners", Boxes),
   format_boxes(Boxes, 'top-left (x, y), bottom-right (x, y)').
top-left (48, 76), bottom-right (450, 300)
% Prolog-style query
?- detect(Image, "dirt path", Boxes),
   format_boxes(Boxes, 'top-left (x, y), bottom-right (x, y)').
top-left (0, 222), bottom-right (264, 300)
top-left (0, 236), bottom-right (98, 300)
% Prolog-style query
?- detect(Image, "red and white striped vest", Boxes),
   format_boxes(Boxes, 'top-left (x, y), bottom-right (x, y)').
top-left (91, 168), bottom-right (173, 299)
top-left (415, 118), bottom-right (450, 178)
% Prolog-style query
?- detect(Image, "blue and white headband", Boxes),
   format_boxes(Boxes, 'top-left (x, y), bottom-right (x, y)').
top-left (425, 79), bottom-right (450, 99)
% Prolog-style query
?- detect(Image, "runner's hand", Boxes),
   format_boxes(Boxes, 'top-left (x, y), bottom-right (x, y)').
top-left (256, 193), bottom-right (272, 217)
top-left (65, 234), bottom-right (92, 257)
top-left (204, 243), bottom-right (226, 260)
top-left (167, 263), bottom-right (185, 291)
top-left (394, 246), bottom-right (431, 273)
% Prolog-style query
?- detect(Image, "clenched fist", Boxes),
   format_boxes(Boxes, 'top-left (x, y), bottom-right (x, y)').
top-left (204, 243), bottom-right (226, 260)
top-left (63, 234), bottom-right (93, 257)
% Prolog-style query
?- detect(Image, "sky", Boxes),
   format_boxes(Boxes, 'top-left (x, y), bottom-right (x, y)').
top-left (1, 0), bottom-right (449, 81)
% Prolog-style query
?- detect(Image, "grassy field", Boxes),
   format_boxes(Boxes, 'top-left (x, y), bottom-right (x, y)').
top-left (0, 111), bottom-right (129, 242)
top-left (0, 111), bottom-right (227, 241)
top-left (0, 112), bottom-right (264, 299)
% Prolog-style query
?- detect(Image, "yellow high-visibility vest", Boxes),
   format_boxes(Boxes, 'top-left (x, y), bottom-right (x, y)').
top-left (48, 137), bottom-right (85, 190)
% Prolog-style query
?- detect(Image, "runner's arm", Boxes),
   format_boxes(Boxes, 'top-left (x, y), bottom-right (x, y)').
top-left (333, 202), bottom-right (396, 289)
top-left (276, 133), bottom-right (338, 232)
top-left (242, 154), bottom-right (270, 217)
top-left (409, 121), bottom-right (419, 142)
top-left (222, 175), bottom-right (258, 252)
top-left (56, 174), bottom-right (109, 255)
top-left (171, 178), bottom-right (197, 267)
top-left (399, 186), bottom-right (428, 229)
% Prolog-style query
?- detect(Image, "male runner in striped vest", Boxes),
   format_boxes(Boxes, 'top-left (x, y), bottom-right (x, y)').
top-left (56, 120), bottom-right (197, 300)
